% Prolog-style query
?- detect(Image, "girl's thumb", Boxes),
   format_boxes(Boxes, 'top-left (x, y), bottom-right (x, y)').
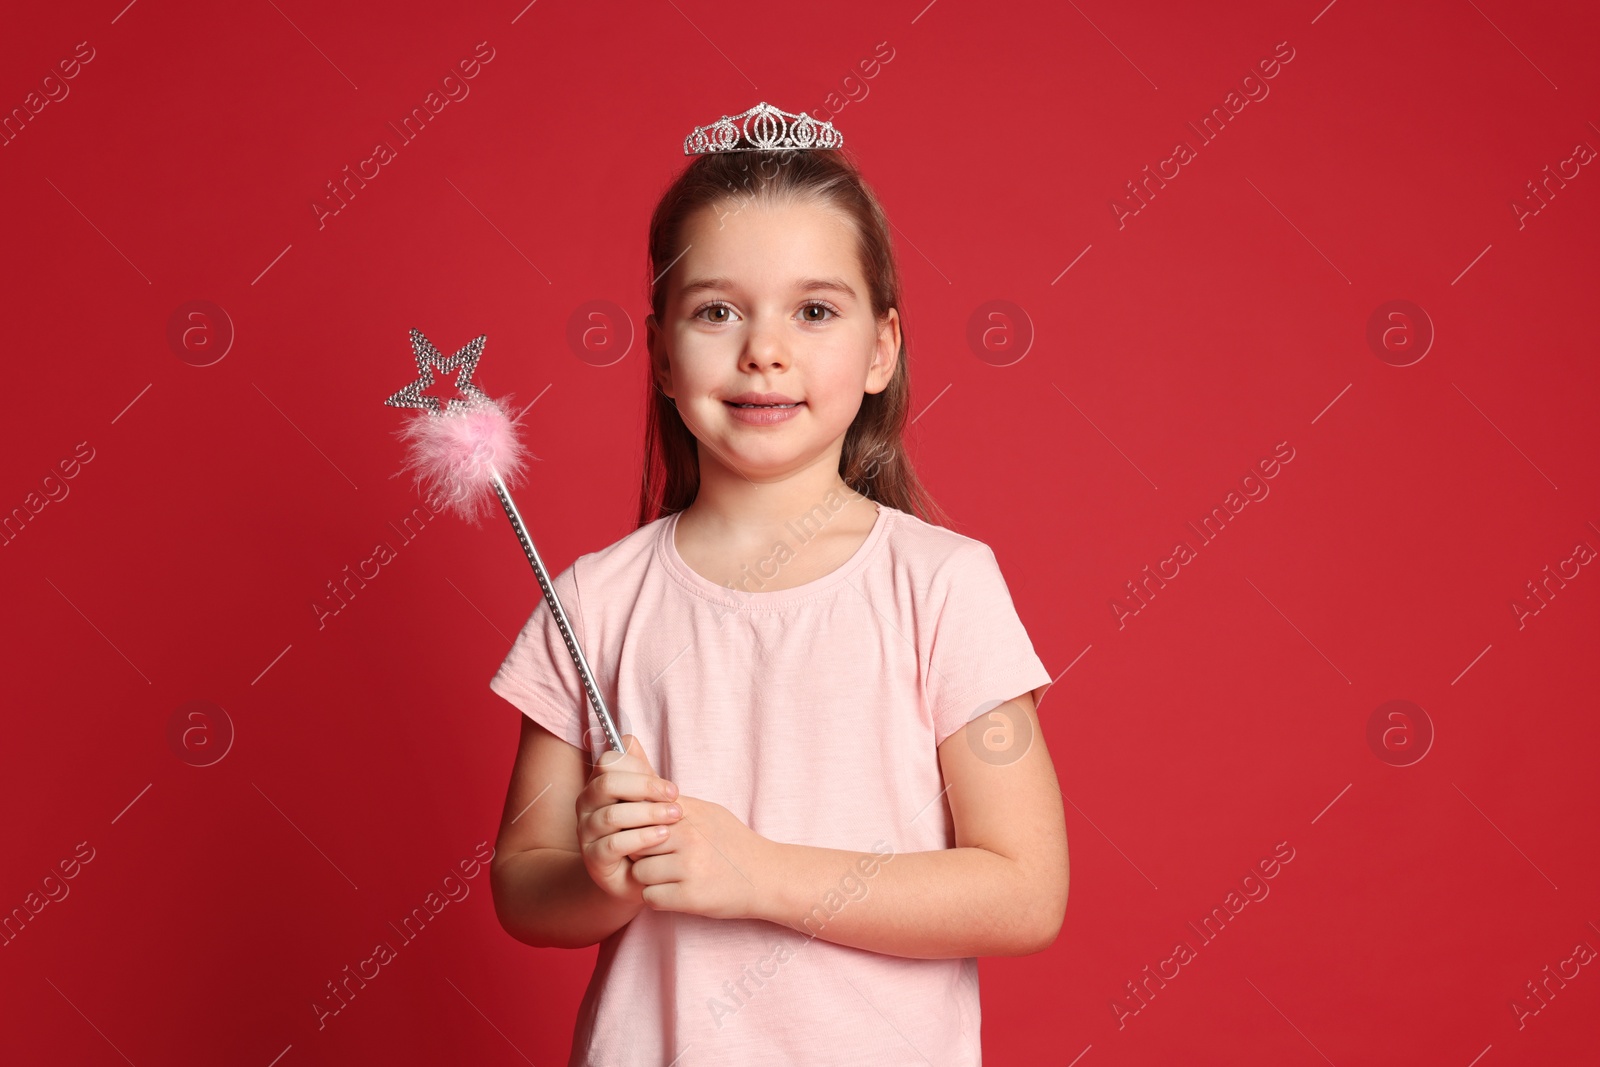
top-left (596, 735), bottom-right (636, 768)
top-left (602, 733), bottom-right (643, 763)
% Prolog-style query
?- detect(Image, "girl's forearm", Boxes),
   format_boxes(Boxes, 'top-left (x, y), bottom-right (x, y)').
top-left (491, 847), bottom-right (643, 949)
top-left (752, 840), bottom-right (1063, 959)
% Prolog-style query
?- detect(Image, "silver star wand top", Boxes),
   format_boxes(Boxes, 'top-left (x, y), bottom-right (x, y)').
top-left (383, 328), bottom-right (624, 755)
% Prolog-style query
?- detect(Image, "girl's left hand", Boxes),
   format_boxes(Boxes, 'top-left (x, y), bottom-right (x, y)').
top-left (626, 794), bottom-right (774, 921)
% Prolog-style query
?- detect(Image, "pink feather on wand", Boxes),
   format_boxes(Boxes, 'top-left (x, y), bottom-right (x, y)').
top-left (382, 328), bottom-right (624, 755)
top-left (392, 391), bottom-right (531, 526)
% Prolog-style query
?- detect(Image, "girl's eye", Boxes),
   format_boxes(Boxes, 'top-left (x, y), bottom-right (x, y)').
top-left (692, 301), bottom-right (840, 324)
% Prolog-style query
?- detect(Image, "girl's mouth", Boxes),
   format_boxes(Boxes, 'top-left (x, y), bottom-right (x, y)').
top-left (723, 401), bottom-right (804, 424)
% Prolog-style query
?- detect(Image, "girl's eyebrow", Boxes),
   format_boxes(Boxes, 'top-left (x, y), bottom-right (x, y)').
top-left (677, 276), bottom-right (858, 300)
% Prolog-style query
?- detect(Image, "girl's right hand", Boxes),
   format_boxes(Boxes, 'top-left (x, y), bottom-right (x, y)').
top-left (576, 733), bottom-right (682, 905)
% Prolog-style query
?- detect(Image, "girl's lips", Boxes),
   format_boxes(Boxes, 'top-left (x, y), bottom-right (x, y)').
top-left (723, 400), bottom-right (804, 425)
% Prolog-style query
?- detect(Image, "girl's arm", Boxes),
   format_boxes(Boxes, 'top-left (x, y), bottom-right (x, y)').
top-left (494, 850), bottom-right (641, 949)
top-left (754, 689), bottom-right (1068, 959)
top-left (490, 715), bottom-right (647, 948)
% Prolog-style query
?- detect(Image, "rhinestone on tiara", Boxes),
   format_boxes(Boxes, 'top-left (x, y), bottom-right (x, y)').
top-left (683, 101), bottom-right (844, 155)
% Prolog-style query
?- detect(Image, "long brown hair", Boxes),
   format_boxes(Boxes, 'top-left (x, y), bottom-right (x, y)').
top-left (637, 146), bottom-right (951, 530)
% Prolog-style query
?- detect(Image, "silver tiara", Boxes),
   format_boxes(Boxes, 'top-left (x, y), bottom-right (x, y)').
top-left (683, 101), bottom-right (844, 156)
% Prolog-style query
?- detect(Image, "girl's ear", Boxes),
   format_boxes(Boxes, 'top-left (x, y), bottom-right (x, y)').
top-left (867, 308), bottom-right (901, 394)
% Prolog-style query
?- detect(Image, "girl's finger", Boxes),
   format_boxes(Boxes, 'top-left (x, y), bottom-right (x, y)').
top-left (586, 799), bottom-right (681, 836)
top-left (630, 852), bottom-right (677, 887)
top-left (599, 823), bottom-right (673, 862)
top-left (579, 769), bottom-right (676, 813)
top-left (626, 828), bottom-right (676, 859)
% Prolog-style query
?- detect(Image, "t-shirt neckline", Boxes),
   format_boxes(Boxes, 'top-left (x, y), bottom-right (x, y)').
top-left (659, 501), bottom-right (892, 607)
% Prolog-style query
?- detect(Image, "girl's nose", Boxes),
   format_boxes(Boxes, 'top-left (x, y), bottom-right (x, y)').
top-left (743, 325), bottom-right (789, 369)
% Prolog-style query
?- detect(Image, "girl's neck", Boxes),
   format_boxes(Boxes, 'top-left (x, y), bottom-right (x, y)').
top-left (686, 448), bottom-right (868, 538)
top-left (673, 476), bottom-right (881, 592)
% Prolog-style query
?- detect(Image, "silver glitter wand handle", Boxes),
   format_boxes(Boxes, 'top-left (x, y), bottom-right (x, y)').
top-left (487, 467), bottom-right (624, 755)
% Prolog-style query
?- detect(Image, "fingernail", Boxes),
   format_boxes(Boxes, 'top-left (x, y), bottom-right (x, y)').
top-left (665, 805), bottom-right (681, 818)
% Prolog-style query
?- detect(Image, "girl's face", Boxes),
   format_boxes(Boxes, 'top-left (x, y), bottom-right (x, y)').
top-left (647, 196), bottom-right (899, 482)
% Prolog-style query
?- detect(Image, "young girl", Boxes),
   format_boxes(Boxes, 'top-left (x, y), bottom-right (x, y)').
top-left (488, 103), bottom-right (1068, 1066)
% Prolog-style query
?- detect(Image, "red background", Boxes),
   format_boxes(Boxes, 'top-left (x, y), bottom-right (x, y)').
top-left (3, 1), bottom-right (1598, 1063)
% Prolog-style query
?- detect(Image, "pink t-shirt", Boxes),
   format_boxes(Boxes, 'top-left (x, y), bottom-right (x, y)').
top-left (489, 501), bottom-right (1053, 1066)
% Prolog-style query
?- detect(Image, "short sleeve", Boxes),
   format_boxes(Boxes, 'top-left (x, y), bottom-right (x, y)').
top-left (488, 561), bottom-right (594, 752)
top-left (925, 542), bottom-right (1055, 747)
